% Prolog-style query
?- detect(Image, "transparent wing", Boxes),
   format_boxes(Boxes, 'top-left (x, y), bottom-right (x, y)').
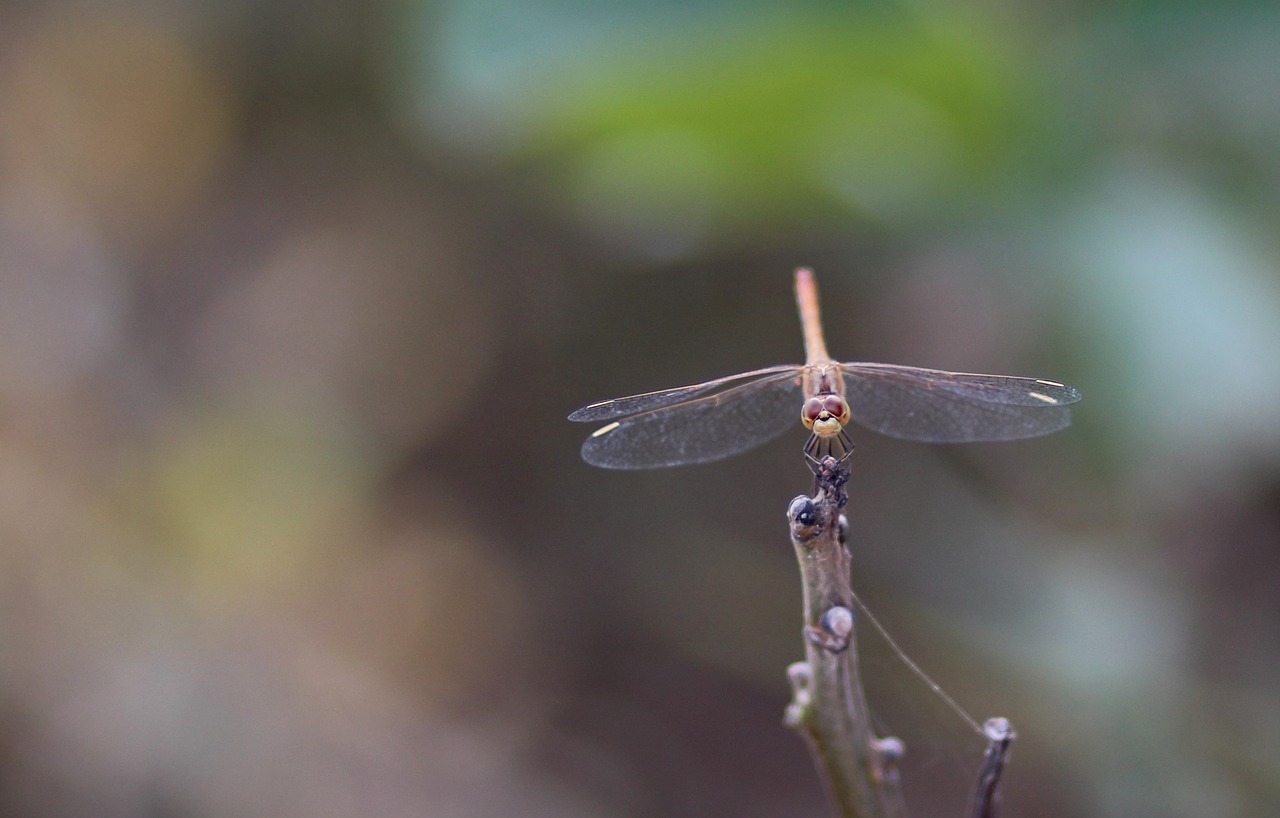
top-left (840, 363), bottom-right (1081, 443)
top-left (568, 365), bottom-right (799, 423)
top-left (579, 372), bottom-right (804, 469)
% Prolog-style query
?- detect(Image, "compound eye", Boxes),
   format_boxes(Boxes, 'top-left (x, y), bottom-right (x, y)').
top-left (822, 394), bottom-right (850, 424)
top-left (801, 397), bottom-right (824, 427)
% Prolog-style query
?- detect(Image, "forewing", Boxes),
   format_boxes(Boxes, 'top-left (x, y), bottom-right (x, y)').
top-left (568, 365), bottom-right (798, 422)
top-left (580, 372), bottom-right (803, 468)
top-left (840, 363), bottom-right (1081, 443)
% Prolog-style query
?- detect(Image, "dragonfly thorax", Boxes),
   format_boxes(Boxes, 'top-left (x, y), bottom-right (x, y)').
top-left (802, 394), bottom-right (851, 438)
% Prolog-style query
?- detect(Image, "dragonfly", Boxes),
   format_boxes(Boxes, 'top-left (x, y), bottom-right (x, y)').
top-left (569, 268), bottom-right (1081, 469)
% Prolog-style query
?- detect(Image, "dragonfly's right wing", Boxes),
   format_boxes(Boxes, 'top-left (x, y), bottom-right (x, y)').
top-left (840, 363), bottom-right (1082, 443)
top-left (577, 371), bottom-right (803, 469)
top-left (568, 365), bottom-right (798, 422)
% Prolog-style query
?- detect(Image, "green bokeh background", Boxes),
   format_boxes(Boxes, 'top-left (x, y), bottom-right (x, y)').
top-left (0, 1), bottom-right (1277, 816)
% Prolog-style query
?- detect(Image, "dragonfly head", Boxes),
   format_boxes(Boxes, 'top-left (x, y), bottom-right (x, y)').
top-left (802, 394), bottom-right (850, 438)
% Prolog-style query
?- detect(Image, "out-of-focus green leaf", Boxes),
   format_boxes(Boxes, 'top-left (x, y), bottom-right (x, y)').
top-left (398, 5), bottom-right (1036, 243)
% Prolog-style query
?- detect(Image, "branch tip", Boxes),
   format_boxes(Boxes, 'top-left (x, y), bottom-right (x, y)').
top-left (814, 455), bottom-right (850, 507)
top-left (983, 717), bottom-right (1016, 744)
top-left (969, 717), bottom-right (1016, 818)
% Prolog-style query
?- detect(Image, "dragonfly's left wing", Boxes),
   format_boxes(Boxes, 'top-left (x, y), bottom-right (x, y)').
top-left (569, 365), bottom-right (798, 423)
top-left (578, 371), bottom-right (803, 469)
top-left (840, 364), bottom-right (1081, 443)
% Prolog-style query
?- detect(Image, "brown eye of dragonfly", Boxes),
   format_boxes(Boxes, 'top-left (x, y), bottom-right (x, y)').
top-left (822, 394), bottom-right (850, 422)
top-left (801, 397), bottom-right (825, 427)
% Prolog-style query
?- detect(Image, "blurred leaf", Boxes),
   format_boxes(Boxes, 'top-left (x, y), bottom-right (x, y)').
top-left (399, 4), bottom-right (1035, 242)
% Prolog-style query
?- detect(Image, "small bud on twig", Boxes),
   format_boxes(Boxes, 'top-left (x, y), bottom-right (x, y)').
top-left (784, 661), bottom-right (813, 728)
top-left (789, 495), bottom-right (819, 541)
top-left (871, 736), bottom-right (906, 786)
top-left (804, 606), bottom-right (855, 654)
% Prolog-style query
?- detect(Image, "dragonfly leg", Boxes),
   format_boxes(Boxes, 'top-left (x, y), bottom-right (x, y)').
top-left (805, 433), bottom-right (854, 471)
top-left (804, 434), bottom-right (824, 471)
top-left (805, 430), bottom-right (856, 474)
top-left (836, 428), bottom-right (856, 462)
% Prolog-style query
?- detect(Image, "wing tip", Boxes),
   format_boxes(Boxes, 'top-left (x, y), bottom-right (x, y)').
top-left (1033, 379), bottom-right (1083, 404)
top-left (567, 404), bottom-right (602, 422)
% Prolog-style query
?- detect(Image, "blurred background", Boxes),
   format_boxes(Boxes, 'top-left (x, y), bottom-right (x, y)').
top-left (0, 1), bottom-right (1277, 816)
